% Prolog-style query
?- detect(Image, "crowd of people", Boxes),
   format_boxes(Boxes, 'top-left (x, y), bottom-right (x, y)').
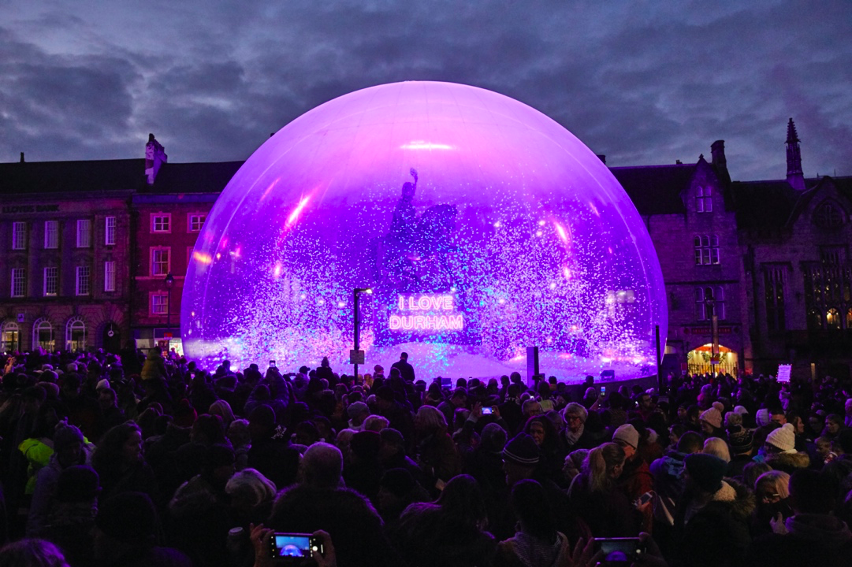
top-left (1, 346), bottom-right (852, 567)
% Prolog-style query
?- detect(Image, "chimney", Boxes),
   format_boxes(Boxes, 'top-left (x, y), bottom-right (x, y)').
top-left (786, 118), bottom-right (805, 191)
top-left (710, 140), bottom-right (731, 186)
top-left (145, 133), bottom-right (168, 185)
top-left (596, 154), bottom-right (606, 164)
top-left (20, 152), bottom-right (24, 163)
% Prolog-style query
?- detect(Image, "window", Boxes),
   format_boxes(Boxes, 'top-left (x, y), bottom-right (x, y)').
top-left (76, 219), bottom-right (91, 248)
top-left (151, 214), bottom-right (171, 233)
top-left (826, 308), bottom-right (842, 330)
top-left (11, 268), bottom-right (26, 297)
top-left (105, 217), bottom-right (116, 246)
top-left (697, 187), bottom-right (713, 213)
top-left (43, 267), bottom-right (58, 296)
top-left (188, 213), bottom-right (206, 232)
top-left (12, 222), bottom-right (26, 250)
top-left (151, 293), bottom-right (169, 315)
top-left (814, 202), bottom-right (844, 229)
top-left (694, 235), bottom-right (720, 265)
top-left (33, 318), bottom-right (54, 351)
top-left (820, 246), bottom-right (845, 264)
top-left (44, 221), bottom-right (59, 249)
top-left (151, 248), bottom-right (170, 276)
top-left (1, 322), bottom-right (19, 352)
top-left (75, 266), bottom-right (90, 296)
top-left (104, 261), bottom-right (116, 292)
top-left (66, 318), bottom-right (86, 351)
top-left (764, 266), bottom-right (787, 332)
top-left (695, 286), bottom-right (725, 321)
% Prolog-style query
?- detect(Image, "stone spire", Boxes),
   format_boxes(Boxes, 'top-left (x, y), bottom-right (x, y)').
top-left (711, 140), bottom-right (731, 186)
top-left (786, 118), bottom-right (805, 191)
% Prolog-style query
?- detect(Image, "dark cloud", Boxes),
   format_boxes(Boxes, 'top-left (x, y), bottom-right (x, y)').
top-left (1, 0), bottom-right (851, 179)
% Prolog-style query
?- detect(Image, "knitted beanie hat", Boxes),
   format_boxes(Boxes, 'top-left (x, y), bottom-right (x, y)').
top-left (766, 422), bottom-right (797, 454)
top-left (502, 433), bottom-right (540, 466)
top-left (54, 424), bottom-right (84, 452)
top-left (685, 453), bottom-right (727, 493)
top-left (755, 408), bottom-right (771, 427)
top-left (700, 408), bottom-right (722, 429)
top-left (613, 424), bottom-right (640, 449)
top-left (727, 426), bottom-right (754, 453)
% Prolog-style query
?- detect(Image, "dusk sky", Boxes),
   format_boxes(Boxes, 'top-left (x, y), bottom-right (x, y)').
top-left (2, 1), bottom-right (850, 181)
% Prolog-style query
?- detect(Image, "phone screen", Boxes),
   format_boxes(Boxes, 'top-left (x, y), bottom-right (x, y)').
top-left (274, 535), bottom-right (311, 558)
top-left (600, 386), bottom-right (606, 396)
top-left (269, 360), bottom-right (277, 367)
top-left (482, 407), bottom-right (493, 415)
top-left (596, 538), bottom-right (643, 562)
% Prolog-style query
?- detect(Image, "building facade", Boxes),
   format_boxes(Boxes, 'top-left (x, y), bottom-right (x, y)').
top-left (2, 124), bottom-right (849, 379)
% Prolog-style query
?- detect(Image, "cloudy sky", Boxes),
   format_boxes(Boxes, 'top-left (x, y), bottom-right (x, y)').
top-left (2, 0), bottom-right (850, 180)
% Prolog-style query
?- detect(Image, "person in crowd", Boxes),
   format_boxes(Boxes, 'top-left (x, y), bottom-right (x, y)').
top-left (375, 468), bottom-right (431, 527)
top-left (746, 469), bottom-right (852, 567)
top-left (650, 431), bottom-right (703, 553)
top-left (568, 442), bottom-right (639, 537)
top-left (699, 408), bottom-right (725, 439)
top-left (391, 352), bottom-right (416, 383)
top-left (346, 401), bottom-right (370, 431)
top-left (750, 470), bottom-right (793, 537)
top-left (245, 405), bottom-right (300, 490)
top-left (494, 479), bottom-right (589, 567)
top-left (393, 474), bottom-right (495, 567)
top-left (437, 388), bottom-right (467, 429)
top-left (267, 442), bottom-right (401, 567)
top-left (522, 416), bottom-right (562, 483)
top-left (561, 403), bottom-right (597, 452)
top-left (726, 426), bottom-right (754, 479)
top-left (612, 424), bottom-right (653, 505)
top-left (0, 538), bottom-right (70, 567)
top-left (91, 422), bottom-right (157, 503)
top-left (225, 468), bottom-right (277, 527)
top-left (672, 453), bottom-right (755, 567)
top-left (93, 492), bottom-right (192, 567)
top-left (412, 405), bottom-right (460, 493)
top-left (703, 437), bottom-right (731, 462)
top-left (763, 423), bottom-right (810, 474)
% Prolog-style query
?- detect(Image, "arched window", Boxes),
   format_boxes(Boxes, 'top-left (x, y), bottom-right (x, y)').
top-left (826, 308), bottom-right (841, 330)
top-left (1, 321), bottom-right (20, 352)
top-left (65, 317), bottom-right (86, 352)
top-left (715, 286), bottom-right (726, 320)
top-left (807, 309), bottom-right (822, 331)
top-left (32, 318), bottom-right (54, 351)
top-left (814, 202), bottom-right (844, 229)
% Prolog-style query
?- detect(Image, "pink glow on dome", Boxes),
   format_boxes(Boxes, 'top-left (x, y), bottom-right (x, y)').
top-left (181, 81), bottom-right (667, 380)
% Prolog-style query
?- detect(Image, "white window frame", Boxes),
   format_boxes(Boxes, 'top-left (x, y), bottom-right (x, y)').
top-left (76, 219), bottom-right (91, 248)
top-left (11, 268), bottom-right (26, 297)
top-left (43, 266), bottom-right (58, 296)
top-left (188, 213), bottom-right (206, 232)
top-left (65, 317), bottom-right (86, 351)
top-left (12, 222), bottom-right (26, 250)
top-left (44, 220), bottom-right (59, 249)
top-left (75, 265), bottom-right (91, 296)
top-left (33, 318), bottom-right (54, 351)
top-left (694, 234), bottom-right (720, 266)
top-left (105, 216), bottom-right (116, 246)
top-left (104, 261), bottom-right (116, 292)
top-left (151, 293), bottom-right (169, 315)
top-left (151, 213), bottom-right (171, 233)
top-left (151, 247), bottom-right (170, 277)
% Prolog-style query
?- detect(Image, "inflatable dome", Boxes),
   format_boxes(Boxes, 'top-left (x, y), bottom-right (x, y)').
top-left (181, 81), bottom-right (667, 381)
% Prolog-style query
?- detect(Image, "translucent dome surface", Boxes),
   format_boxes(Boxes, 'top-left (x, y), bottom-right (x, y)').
top-left (181, 81), bottom-right (667, 380)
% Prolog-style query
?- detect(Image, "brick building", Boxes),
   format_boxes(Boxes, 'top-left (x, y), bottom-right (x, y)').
top-left (0, 158), bottom-right (140, 353)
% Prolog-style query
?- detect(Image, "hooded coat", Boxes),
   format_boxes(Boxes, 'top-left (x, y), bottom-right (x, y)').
top-left (764, 451), bottom-right (810, 474)
top-left (746, 513), bottom-right (852, 567)
top-left (673, 479), bottom-right (756, 567)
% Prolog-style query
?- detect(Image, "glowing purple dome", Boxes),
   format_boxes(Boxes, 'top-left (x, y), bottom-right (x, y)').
top-left (181, 81), bottom-right (667, 380)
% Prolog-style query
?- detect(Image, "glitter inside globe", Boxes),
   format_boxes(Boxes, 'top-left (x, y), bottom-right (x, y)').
top-left (181, 81), bottom-right (667, 381)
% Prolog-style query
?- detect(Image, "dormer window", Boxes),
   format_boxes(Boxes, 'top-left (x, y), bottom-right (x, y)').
top-left (814, 202), bottom-right (844, 229)
top-left (697, 187), bottom-right (713, 213)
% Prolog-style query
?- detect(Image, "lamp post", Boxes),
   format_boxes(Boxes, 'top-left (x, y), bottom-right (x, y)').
top-left (164, 272), bottom-right (174, 349)
top-left (352, 287), bottom-right (372, 379)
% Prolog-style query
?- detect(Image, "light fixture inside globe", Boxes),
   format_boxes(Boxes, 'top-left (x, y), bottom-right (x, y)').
top-left (181, 81), bottom-right (667, 381)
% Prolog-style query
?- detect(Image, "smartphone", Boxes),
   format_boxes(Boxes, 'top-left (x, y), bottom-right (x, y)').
top-left (600, 386), bottom-right (606, 397)
top-left (270, 533), bottom-right (323, 560)
top-left (636, 490), bottom-right (655, 507)
top-left (594, 537), bottom-right (645, 564)
top-left (482, 406), bottom-right (493, 415)
top-left (269, 360), bottom-right (277, 368)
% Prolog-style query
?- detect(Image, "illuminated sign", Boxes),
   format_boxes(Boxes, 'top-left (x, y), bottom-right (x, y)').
top-left (388, 294), bottom-right (464, 331)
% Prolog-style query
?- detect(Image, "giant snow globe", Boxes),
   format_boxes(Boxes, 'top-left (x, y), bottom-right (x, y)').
top-left (181, 81), bottom-right (667, 380)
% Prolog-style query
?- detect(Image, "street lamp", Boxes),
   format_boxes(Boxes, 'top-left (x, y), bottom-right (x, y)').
top-left (164, 272), bottom-right (175, 347)
top-left (352, 287), bottom-right (373, 379)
